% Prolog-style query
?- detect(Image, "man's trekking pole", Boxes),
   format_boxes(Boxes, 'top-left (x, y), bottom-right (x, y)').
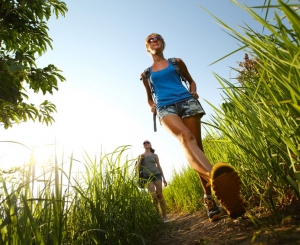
top-left (153, 113), bottom-right (157, 132)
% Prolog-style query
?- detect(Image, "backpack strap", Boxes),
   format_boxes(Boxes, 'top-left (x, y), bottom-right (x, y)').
top-left (168, 57), bottom-right (186, 82)
top-left (168, 57), bottom-right (189, 90)
top-left (143, 67), bottom-right (154, 96)
top-left (141, 67), bottom-right (157, 132)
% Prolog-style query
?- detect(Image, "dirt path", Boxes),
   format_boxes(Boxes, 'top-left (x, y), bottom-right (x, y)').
top-left (151, 209), bottom-right (300, 245)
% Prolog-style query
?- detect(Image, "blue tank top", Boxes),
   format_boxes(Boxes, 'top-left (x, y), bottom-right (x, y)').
top-left (150, 60), bottom-right (193, 109)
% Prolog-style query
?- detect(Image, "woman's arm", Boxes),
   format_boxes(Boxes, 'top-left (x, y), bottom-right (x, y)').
top-left (154, 154), bottom-right (167, 187)
top-left (141, 72), bottom-right (156, 114)
top-left (136, 154), bottom-right (143, 170)
top-left (176, 58), bottom-right (199, 100)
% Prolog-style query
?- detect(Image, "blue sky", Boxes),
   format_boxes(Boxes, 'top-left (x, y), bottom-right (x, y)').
top-left (0, 0), bottom-right (266, 180)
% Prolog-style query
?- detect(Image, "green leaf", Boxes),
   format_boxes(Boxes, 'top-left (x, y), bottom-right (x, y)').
top-left (289, 103), bottom-right (300, 114)
top-left (7, 63), bottom-right (24, 72)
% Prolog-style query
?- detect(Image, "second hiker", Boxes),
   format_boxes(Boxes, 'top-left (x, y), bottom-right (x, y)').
top-left (136, 140), bottom-right (169, 223)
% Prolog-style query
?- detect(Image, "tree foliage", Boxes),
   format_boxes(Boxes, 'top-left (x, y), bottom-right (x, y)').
top-left (0, 0), bottom-right (68, 129)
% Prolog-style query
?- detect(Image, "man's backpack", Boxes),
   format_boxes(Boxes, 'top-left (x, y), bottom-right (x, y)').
top-left (140, 58), bottom-right (189, 132)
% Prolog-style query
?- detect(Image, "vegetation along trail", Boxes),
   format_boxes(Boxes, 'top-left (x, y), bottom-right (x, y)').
top-left (1, 1), bottom-right (300, 245)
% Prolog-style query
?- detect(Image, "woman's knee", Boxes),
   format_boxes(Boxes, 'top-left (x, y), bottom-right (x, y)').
top-left (156, 192), bottom-right (164, 200)
top-left (151, 192), bottom-right (158, 199)
top-left (178, 130), bottom-right (196, 145)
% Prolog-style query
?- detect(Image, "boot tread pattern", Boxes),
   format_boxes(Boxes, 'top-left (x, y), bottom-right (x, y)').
top-left (211, 162), bottom-right (246, 219)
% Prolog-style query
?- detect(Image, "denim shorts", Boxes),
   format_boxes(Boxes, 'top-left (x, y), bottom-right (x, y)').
top-left (157, 98), bottom-right (206, 121)
top-left (144, 173), bottom-right (162, 182)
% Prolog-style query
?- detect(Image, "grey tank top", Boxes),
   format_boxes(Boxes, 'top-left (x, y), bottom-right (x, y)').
top-left (142, 154), bottom-right (160, 176)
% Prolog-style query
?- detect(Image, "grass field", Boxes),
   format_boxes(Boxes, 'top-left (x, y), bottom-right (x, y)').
top-left (1, 1), bottom-right (299, 244)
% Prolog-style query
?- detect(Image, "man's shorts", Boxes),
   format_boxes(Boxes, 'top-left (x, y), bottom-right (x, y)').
top-left (157, 98), bottom-right (206, 121)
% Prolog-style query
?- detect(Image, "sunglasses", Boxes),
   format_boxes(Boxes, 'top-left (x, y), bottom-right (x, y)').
top-left (143, 141), bottom-right (150, 145)
top-left (147, 36), bottom-right (162, 43)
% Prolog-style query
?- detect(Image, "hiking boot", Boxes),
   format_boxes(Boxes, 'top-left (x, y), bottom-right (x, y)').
top-left (204, 197), bottom-right (224, 222)
top-left (211, 162), bottom-right (246, 219)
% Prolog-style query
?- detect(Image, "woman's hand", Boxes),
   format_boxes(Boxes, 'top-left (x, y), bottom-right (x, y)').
top-left (151, 103), bottom-right (157, 114)
top-left (190, 91), bottom-right (199, 100)
top-left (163, 180), bottom-right (167, 187)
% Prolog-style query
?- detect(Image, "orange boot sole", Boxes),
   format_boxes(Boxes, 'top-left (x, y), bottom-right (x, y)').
top-left (211, 162), bottom-right (246, 219)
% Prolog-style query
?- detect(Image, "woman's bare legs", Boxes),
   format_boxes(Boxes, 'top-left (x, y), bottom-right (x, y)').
top-left (147, 180), bottom-right (167, 218)
top-left (182, 114), bottom-right (211, 195)
top-left (161, 114), bottom-right (212, 182)
top-left (161, 114), bottom-right (227, 221)
top-left (162, 114), bottom-right (244, 220)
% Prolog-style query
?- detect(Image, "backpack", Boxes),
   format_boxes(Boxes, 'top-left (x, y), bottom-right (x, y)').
top-left (135, 158), bottom-right (147, 188)
top-left (140, 58), bottom-right (189, 132)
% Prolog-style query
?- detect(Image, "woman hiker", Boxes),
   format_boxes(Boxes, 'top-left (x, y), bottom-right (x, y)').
top-left (140, 33), bottom-right (246, 222)
top-left (136, 140), bottom-right (169, 223)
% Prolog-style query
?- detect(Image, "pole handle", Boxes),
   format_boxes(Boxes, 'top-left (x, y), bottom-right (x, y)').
top-left (153, 114), bottom-right (157, 132)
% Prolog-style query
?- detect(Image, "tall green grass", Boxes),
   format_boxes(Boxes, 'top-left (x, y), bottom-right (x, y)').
top-left (201, 0), bottom-right (300, 218)
top-left (163, 166), bottom-right (204, 213)
top-left (0, 146), bottom-right (162, 244)
top-left (164, 1), bottom-right (300, 221)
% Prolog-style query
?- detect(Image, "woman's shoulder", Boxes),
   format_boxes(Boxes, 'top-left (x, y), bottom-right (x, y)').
top-left (140, 72), bottom-right (146, 78)
top-left (172, 58), bottom-right (187, 71)
top-left (140, 68), bottom-right (151, 80)
top-left (168, 57), bottom-right (182, 61)
top-left (168, 57), bottom-right (185, 69)
top-left (174, 57), bottom-right (183, 63)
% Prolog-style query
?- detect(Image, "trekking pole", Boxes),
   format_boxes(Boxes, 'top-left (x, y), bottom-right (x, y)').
top-left (153, 113), bottom-right (157, 132)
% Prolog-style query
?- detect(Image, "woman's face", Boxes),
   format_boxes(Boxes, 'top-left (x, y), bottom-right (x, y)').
top-left (146, 34), bottom-right (164, 54)
top-left (143, 140), bottom-right (151, 149)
